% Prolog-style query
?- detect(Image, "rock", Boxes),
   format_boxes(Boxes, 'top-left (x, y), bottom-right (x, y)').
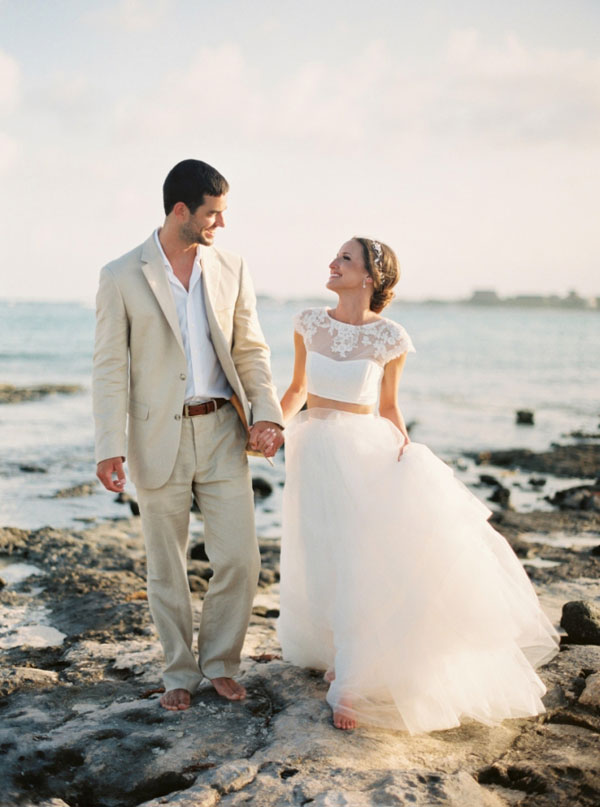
top-left (591, 545), bottom-right (600, 557)
top-left (561, 601), bottom-right (600, 645)
top-left (27, 801), bottom-right (72, 807)
top-left (479, 474), bottom-right (500, 486)
top-left (19, 464), bottom-right (47, 473)
top-left (516, 409), bottom-right (535, 425)
top-left (187, 574), bottom-right (209, 594)
top-left (51, 481), bottom-right (97, 499)
top-left (259, 568), bottom-right (278, 587)
top-left (473, 443), bottom-right (600, 478)
top-left (299, 770), bottom-right (504, 807)
top-left (478, 762), bottom-right (548, 794)
top-left (138, 784), bottom-right (218, 807)
top-left (529, 477), bottom-right (546, 487)
top-left (252, 605), bottom-right (280, 618)
top-left (547, 484), bottom-right (600, 512)
top-left (115, 491), bottom-right (140, 516)
top-left (207, 759), bottom-right (258, 794)
top-left (487, 484), bottom-right (511, 509)
top-left (0, 666), bottom-right (60, 697)
top-left (190, 542), bottom-right (210, 561)
top-left (252, 476), bottom-right (273, 498)
top-left (579, 673), bottom-right (600, 708)
top-left (0, 383), bottom-right (83, 404)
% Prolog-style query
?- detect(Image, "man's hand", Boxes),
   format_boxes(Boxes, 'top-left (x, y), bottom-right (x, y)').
top-left (97, 457), bottom-right (126, 491)
top-left (248, 421), bottom-right (284, 458)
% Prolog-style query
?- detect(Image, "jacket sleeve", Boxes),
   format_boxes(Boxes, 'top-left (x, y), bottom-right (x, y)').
top-left (231, 259), bottom-right (284, 427)
top-left (92, 266), bottom-right (130, 462)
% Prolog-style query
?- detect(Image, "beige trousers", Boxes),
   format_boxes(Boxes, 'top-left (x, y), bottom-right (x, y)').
top-left (136, 402), bottom-right (259, 693)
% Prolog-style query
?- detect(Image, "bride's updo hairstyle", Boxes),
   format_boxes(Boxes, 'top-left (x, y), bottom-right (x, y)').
top-left (353, 237), bottom-right (400, 312)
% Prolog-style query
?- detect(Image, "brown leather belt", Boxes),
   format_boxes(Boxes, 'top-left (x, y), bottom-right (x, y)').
top-left (183, 398), bottom-right (228, 417)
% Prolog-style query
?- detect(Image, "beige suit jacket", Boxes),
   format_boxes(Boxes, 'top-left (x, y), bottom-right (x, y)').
top-left (92, 233), bottom-right (283, 490)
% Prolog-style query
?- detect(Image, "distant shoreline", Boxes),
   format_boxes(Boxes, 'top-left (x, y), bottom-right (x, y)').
top-left (256, 291), bottom-right (600, 311)
top-left (1, 293), bottom-right (598, 311)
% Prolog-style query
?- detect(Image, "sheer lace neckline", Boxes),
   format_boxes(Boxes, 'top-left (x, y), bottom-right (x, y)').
top-left (325, 308), bottom-right (383, 329)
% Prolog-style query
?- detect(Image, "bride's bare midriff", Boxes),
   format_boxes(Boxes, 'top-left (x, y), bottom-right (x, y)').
top-left (306, 393), bottom-right (374, 415)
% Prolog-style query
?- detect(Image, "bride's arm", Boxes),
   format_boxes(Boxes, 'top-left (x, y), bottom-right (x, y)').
top-left (280, 330), bottom-right (308, 424)
top-left (379, 354), bottom-right (410, 454)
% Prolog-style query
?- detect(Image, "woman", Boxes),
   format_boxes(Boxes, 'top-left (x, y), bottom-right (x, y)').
top-left (260, 237), bottom-right (559, 733)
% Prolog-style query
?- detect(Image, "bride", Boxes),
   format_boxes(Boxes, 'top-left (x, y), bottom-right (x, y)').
top-left (258, 236), bottom-right (559, 732)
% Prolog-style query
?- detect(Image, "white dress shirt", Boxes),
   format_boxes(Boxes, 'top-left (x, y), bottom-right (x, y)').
top-left (154, 230), bottom-right (232, 403)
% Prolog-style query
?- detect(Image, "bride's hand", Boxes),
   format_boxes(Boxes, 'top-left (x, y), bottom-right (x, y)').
top-left (397, 436), bottom-right (410, 461)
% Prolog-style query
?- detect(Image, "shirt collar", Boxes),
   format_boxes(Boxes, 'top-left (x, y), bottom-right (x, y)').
top-left (153, 228), bottom-right (204, 275)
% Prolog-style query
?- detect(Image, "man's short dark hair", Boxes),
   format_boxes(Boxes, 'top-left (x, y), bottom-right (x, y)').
top-left (163, 159), bottom-right (229, 215)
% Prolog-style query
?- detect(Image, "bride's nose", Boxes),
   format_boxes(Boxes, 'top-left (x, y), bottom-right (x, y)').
top-left (329, 258), bottom-right (338, 270)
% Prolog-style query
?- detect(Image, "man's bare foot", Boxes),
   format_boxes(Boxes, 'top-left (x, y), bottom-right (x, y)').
top-left (324, 669), bottom-right (336, 683)
top-left (210, 677), bottom-right (246, 701)
top-left (333, 697), bottom-right (357, 730)
top-left (160, 688), bottom-right (191, 711)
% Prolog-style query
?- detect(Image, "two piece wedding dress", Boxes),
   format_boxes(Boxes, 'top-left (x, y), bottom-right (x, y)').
top-left (277, 307), bottom-right (559, 733)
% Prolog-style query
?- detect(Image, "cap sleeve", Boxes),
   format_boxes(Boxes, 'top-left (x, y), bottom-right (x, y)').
top-left (293, 307), bottom-right (325, 344)
top-left (293, 308), bottom-right (309, 337)
top-left (384, 322), bottom-right (416, 363)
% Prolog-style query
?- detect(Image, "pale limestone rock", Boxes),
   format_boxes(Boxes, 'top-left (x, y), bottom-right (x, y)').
top-left (208, 759), bottom-right (258, 794)
top-left (579, 672), bottom-right (600, 707)
top-left (0, 666), bottom-right (59, 696)
top-left (138, 783), bottom-right (218, 807)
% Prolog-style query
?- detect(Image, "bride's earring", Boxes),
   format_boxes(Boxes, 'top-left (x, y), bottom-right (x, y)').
top-left (362, 277), bottom-right (367, 289)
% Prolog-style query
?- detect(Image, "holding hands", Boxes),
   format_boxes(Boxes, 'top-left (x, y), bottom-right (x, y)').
top-left (249, 421), bottom-right (284, 458)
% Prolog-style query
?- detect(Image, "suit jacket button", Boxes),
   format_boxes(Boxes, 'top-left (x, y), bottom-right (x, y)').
top-left (174, 414), bottom-right (181, 420)
top-left (180, 373), bottom-right (186, 380)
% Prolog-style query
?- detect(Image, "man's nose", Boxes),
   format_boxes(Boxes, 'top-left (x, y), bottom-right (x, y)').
top-left (216, 213), bottom-right (225, 228)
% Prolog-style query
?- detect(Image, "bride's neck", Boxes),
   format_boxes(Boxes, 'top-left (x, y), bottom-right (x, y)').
top-left (331, 294), bottom-right (377, 326)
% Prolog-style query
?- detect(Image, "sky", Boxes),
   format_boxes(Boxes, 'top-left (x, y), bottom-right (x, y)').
top-left (1, 0), bottom-right (599, 302)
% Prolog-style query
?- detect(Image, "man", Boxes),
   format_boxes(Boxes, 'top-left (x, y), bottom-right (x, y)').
top-left (93, 159), bottom-right (284, 711)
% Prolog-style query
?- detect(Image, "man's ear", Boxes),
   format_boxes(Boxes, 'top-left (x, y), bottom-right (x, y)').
top-left (172, 201), bottom-right (189, 219)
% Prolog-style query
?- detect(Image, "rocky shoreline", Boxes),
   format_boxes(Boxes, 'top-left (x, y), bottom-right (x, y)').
top-left (1, 442), bottom-right (599, 807)
top-left (0, 384), bottom-right (84, 405)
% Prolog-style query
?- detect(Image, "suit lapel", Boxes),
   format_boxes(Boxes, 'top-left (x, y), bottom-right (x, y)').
top-left (140, 235), bottom-right (185, 355)
top-left (200, 249), bottom-right (249, 417)
top-left (200, 247), bottom-right (229, 358)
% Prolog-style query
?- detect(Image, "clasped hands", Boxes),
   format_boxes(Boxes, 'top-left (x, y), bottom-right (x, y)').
top-left (248, 421), bottom-right (284, 458)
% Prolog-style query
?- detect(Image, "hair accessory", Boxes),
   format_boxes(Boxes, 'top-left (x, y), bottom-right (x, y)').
top-left (371, 240), bottom-right (383, 273)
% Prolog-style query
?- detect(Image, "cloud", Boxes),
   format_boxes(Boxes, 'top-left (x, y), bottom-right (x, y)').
top-left (86, 0), bottom-right (173, 32)
top-left (108, 30), bottom-right (600, 159)
top-left (429, 29), bottom-right (600, 144)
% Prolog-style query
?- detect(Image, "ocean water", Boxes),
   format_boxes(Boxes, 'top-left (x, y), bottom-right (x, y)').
top-left (0, 298), bottom-right (598, 530)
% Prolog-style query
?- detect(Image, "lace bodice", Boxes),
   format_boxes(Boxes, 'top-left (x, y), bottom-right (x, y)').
top-left (294, 307), bottom-right (415, 405)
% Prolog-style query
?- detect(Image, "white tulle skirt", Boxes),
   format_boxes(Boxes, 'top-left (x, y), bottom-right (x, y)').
top-left (277, 408), bottom-right (560, 734)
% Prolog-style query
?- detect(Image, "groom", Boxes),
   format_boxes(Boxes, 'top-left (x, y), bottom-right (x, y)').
top-left (93, 159), bottom-right (284, 710)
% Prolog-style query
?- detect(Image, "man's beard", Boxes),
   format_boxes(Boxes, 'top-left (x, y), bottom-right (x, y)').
top-left (180, 222), bottom-right (213, 246)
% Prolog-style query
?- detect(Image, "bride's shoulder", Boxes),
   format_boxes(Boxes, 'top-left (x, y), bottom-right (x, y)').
top-left (293, 306), bottom-right (329, 337)
top-left (375, 317), bottom-right (416, 358)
